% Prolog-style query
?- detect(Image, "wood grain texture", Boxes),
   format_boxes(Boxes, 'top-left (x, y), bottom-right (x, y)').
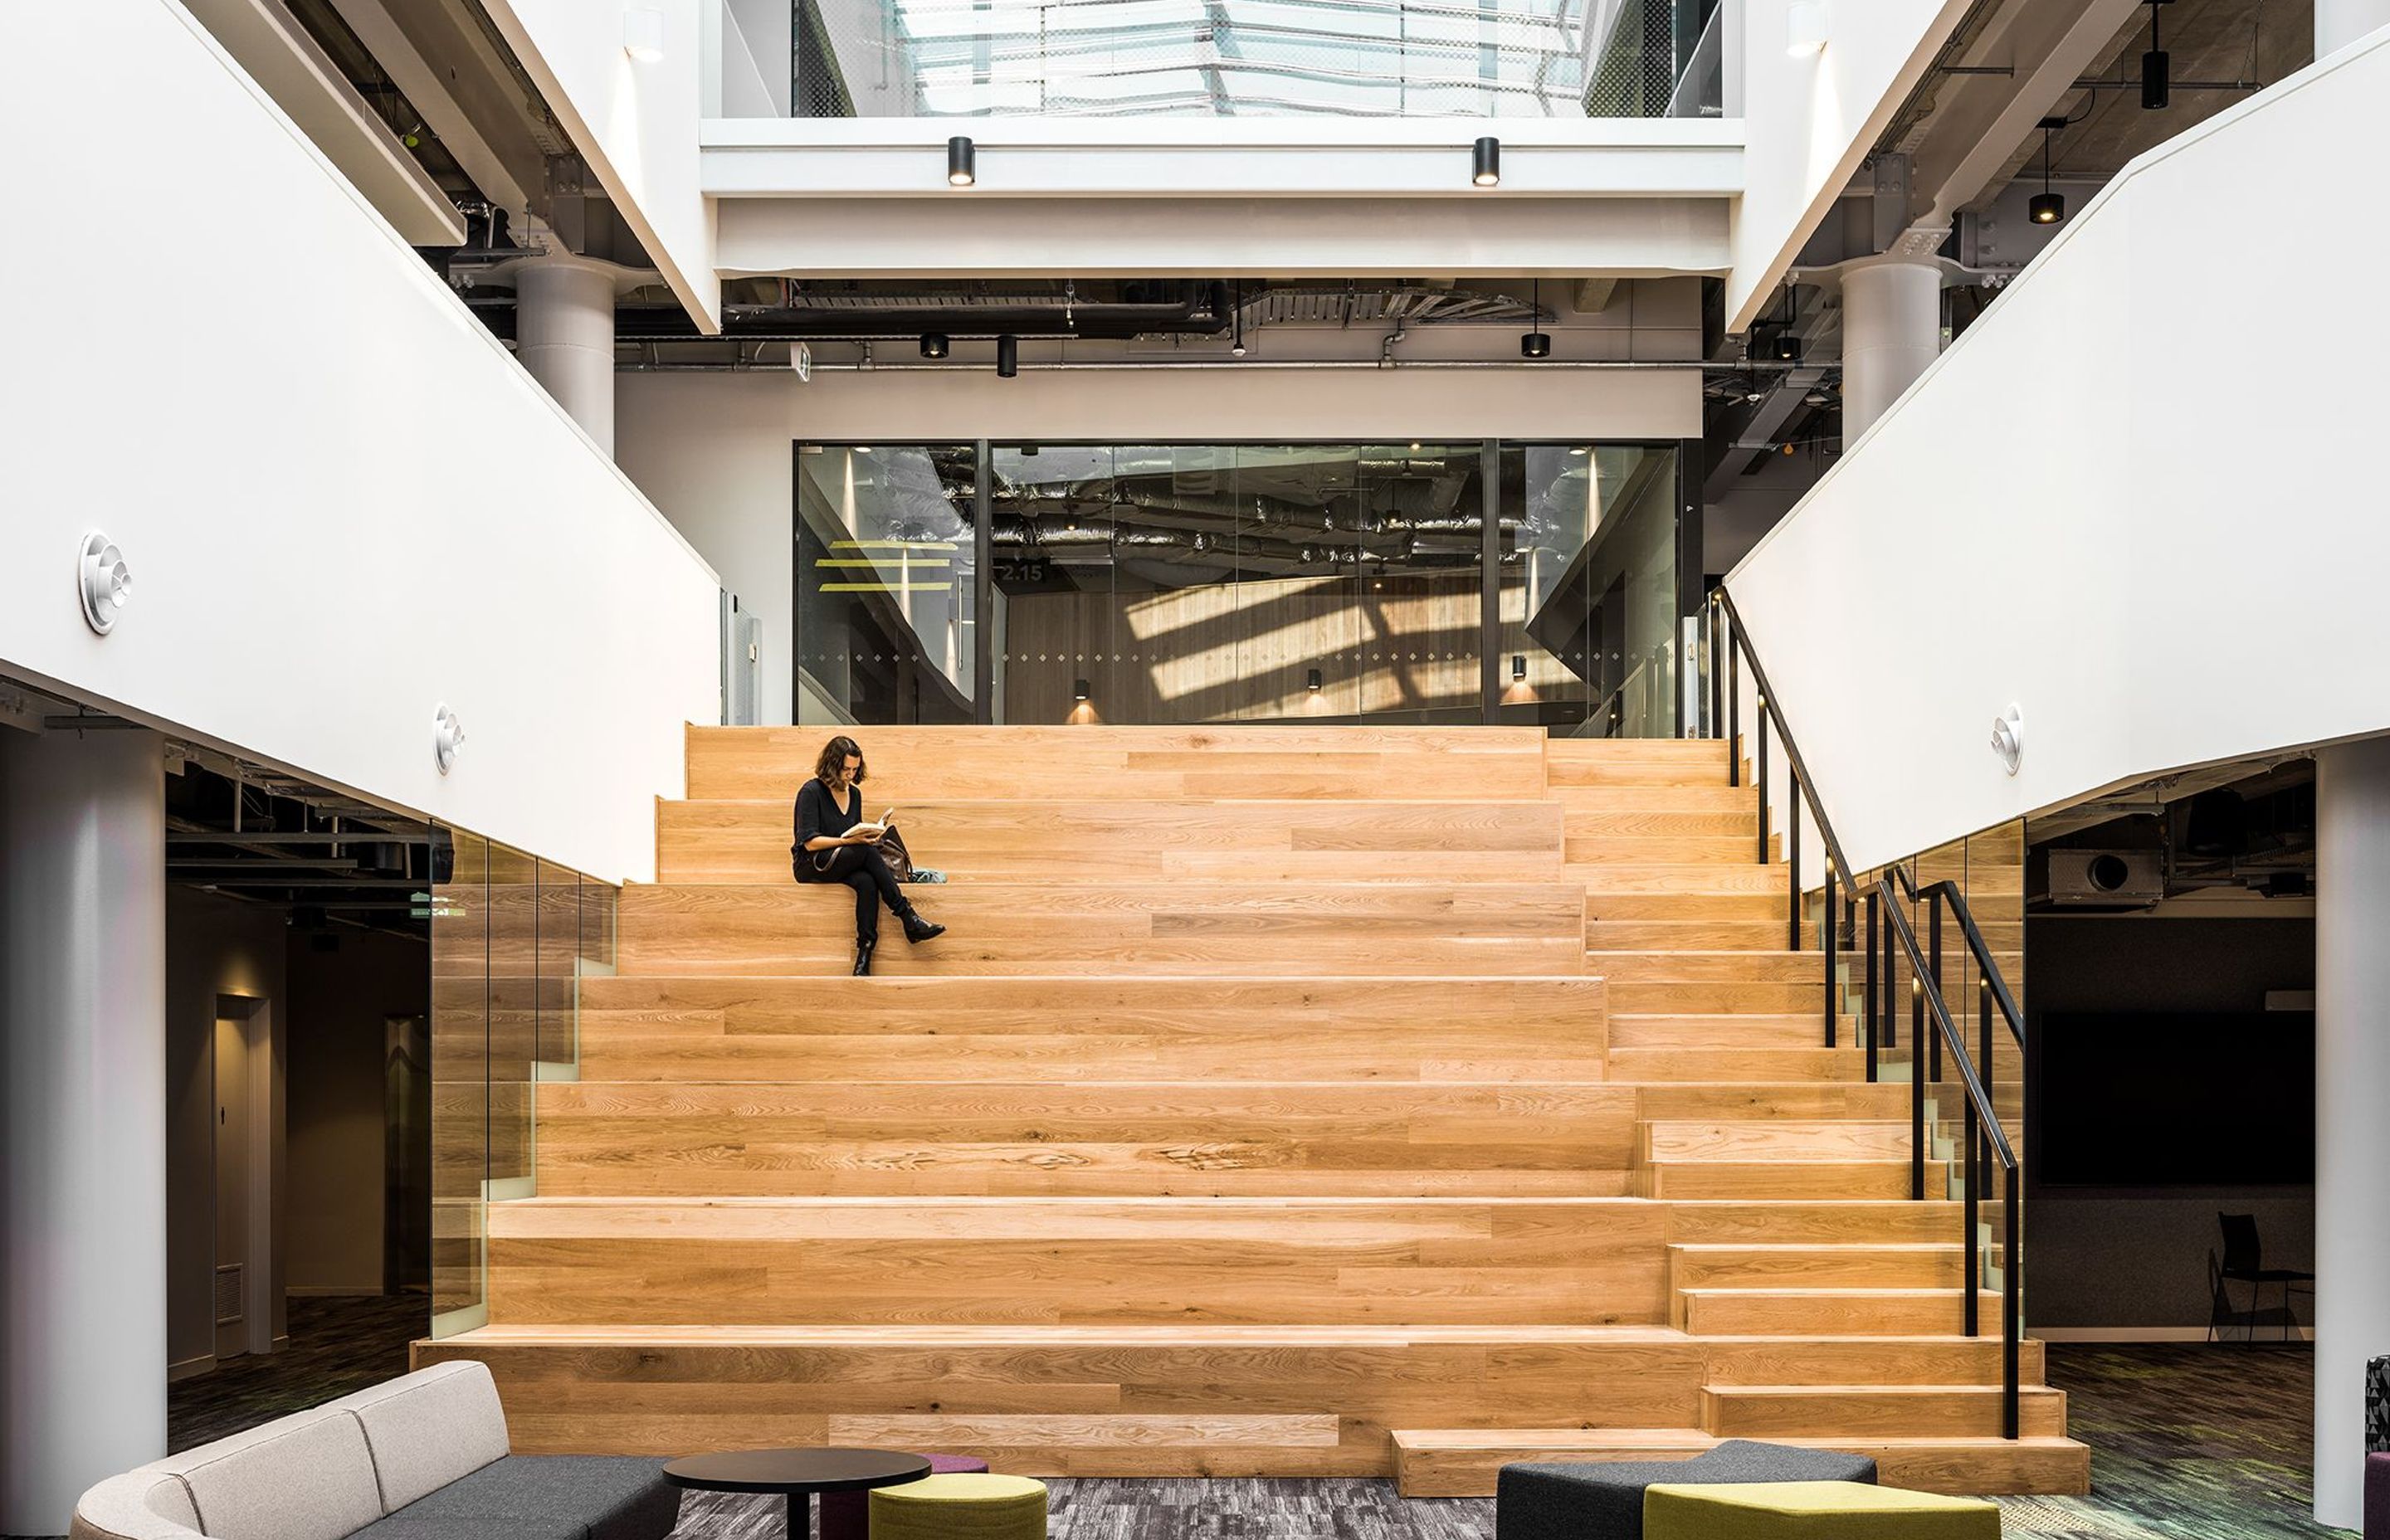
top-left (483, 1196), bottom-right (1672, 1328)
top-left (534, 1081), bottom-right (1641, 1198)
top-left (573, 975), bottom-right (1606, 1084)
top-left (685, 725), bottom-right (1552, 802)
top-left (1390, 1429), bottom-right (2089, 1498)
top-left (658, 798), bottom-right (1565, 886)
top-left (614, 883), bottom-right (1587, 977)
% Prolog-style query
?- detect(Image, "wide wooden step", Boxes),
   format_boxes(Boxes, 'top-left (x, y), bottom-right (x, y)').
top-left (481, 1196), bottom-right (1671, 1328)
top-left (1640, 1160), bottom-right (1939, 1201)
top-left (1578, 864), bottom-right (1794, 896)
top-left (1629, 1084), bottom-right (1911, 1121)
top-left (1677, 1288), bottom-right (1997, 1337)
top-left (1666, 1244), bottom-right (1965, 1294)
top-left (533, 1082), bottom-right (1641, 1199)
top-left (1607, 1047), bottom-right (1864, 1083)
top-left (1545, 751), bottom-right (1737, 788)
top-left (574, 975), bottom-right (1607, 1084)
top-left (1664, 1201), bottom-right (1966, 1245)
top-left (1641, 1121), bottom-right (1914, 1162)
top-left (1585, 920), bottom-right (1816, 951)
top-left (1563, 835), bottom-right (1776, 865)
top-left (1388, 1427), bottom-right (2088, 1497)
top-left (1703, 1383), bottom-right (2068, 1440)
top-left (1604, 981), bottom-right (1837, 1013)
top-left (686, 724), bottom-right (1553, 801)
top-left (1554, 785), bottom-right (1758, 821)
top-left (1609, 1015), bottom-right (1841, 1049)
top-left (416, 1324), bottom-right (2054, 1480)
top-left (659, 798), bottom-right (1565, 885)
top-left (614, 883), bottom-right (1587, 977)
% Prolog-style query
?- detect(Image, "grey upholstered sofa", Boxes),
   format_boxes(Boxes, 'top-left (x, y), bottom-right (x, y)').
top-left (70, 1362), bottom-right (680, 1540)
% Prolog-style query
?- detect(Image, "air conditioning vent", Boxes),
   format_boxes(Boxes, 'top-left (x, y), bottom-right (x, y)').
top-left (214, 1264), bottom-right (244, 1326)
top-left (2047, 849), bottom-right (2163, 908)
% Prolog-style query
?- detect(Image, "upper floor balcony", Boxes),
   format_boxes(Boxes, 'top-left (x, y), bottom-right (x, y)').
top-left (711, 0), bottom-right (1731, 119)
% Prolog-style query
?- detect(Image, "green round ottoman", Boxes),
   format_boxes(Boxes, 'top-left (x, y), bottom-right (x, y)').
top-left (1645, 1480), bottom-right (2000, 1540)
top-left (868, 1472), bottom-right (1048, 1540)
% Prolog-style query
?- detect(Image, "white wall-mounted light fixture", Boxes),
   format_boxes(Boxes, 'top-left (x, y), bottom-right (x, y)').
top-left (1989, 703), bottom-right (2025, 776)
top-left (622, 7), bottom-right (666, 61)
top-left (433, 704), bottom-right (467, 776)
top-left (78, 531), bottom-right (131, 634)
top-left (1786, 0), bottom-right (1830, 56)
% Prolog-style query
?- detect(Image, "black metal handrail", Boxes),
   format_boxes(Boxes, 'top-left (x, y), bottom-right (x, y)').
top-left (1878, 878), bottom-right (2022, 1440)
top-left (1710, 583), bottom-right (2026, 1443)
top-left (1707, 587), bottom-right (1861, 1046)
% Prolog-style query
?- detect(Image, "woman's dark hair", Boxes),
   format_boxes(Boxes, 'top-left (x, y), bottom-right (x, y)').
top-left (814, 735), bottom-right (866, 786)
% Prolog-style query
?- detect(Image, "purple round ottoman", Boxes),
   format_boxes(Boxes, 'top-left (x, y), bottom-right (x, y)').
top-left (819, 1453), bottom-right (989, 1540)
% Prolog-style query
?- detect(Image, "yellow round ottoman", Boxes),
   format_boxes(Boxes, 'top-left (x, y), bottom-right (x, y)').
top-left (1645, 1480), bottom-right (2001, 1539)
top-left (867, 1472), bottom-right (1047, 1540)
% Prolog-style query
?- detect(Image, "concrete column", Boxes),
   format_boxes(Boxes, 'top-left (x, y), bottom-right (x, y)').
top-left (514, 257), bottom-right (617, 456)
top-left (2319, 0), bottom-right (2390, 56)
top-left (0, 727), bottom-right (167, 1536)
top-left (2316, 736), bottom-right (2390, 1530)
top-left (1839, 260), bottom-right (1944, 442)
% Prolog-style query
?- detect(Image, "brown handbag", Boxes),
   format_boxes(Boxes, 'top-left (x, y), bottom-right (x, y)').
top-left (876, 823), bottom-right (919, 884)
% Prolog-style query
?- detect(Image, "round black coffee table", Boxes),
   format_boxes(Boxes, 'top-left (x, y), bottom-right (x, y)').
top-left (664, 1447), bottom-right (932, 1534)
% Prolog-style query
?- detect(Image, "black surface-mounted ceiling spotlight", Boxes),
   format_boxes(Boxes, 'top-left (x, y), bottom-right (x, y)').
top-left (2142, 1), bottom-right (2171, 110)
top-left (2031, 116), bottom-right (2066, 226)
top-left (996, 334), bottom-right (1019, 378)
top-left (947, 135), bottom-right (976, 187)
top-left (919, 333), bottom-right (949, 359)
top-left (1472, 136), bottom-right (1500, 188)
top-left (1520, 276), bottom-right (1551, 359)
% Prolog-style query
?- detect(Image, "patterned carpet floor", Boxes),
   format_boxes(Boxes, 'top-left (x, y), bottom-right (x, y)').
top-left (143, 1305), bottom-right (2354, 1540)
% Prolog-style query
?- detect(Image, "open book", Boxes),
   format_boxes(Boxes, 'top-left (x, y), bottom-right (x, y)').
top-left (848, 807), bottom-right (899, 839)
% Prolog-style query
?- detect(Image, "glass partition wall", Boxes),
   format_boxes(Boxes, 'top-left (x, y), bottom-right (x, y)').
top-left (796, 440), bottom-right (1693, 732)
top-left (428, 831), bottom-right (618, 1338)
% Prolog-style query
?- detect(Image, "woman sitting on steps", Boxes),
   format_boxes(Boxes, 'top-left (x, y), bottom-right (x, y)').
top-left (792, 734), bottom-right (945, 976)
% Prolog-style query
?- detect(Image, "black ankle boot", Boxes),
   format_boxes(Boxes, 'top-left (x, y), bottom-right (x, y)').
top-left (900, 910), bottom-right (946, 945)
top-left (852, 938), bottom-right (875, 976)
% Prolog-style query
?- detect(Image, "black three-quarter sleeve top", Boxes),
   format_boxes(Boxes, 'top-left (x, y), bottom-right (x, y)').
top-left (792, 778), bottom-right (862, 868)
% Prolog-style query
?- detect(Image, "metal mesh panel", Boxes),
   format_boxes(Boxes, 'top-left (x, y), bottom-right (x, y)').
top-left (793, 0), bottom-right (1719, 117)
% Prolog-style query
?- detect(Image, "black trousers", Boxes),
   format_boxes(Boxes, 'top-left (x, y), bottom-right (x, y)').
top-left (794, 844), bottom-right (913, 943)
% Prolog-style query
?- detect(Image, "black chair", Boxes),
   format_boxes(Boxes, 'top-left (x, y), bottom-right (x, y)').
top-left (2207, 1248), bottom-right (2300, 1343)
top-left (2219, 1212), bottom-right (2314, 1341)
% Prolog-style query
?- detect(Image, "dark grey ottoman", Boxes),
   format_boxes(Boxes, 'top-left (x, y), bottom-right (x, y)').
top-left (358, 1455), bottom-right (680, 1540)
top-left (1495, 1439), bottom-right (1879, 1540)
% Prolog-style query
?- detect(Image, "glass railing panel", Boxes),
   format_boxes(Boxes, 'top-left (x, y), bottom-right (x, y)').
top-left (767, 0), bottom-right (1728, 118)
top-left (429, 827), bottom-right (489, 1337)
top-left (485, 843), bottom-right (539, 1201)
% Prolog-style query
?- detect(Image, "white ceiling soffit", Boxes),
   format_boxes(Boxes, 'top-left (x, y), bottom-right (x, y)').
top-left (180, 0), bottom-right (466, 245)
top-left (477, 0), bottom-right (724, 334)
top-left (700, 118), bottom-right (1744, 200)
top-left (715, 197), bottom-right (1732, 279)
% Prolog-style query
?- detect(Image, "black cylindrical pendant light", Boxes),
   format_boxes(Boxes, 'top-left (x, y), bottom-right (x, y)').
top-left (919, 333), bottom-right (949, 359)
top-left (1520, 277), bottom-right (1551, 359)
top-left (947, 135), bottom-right (976, 187)
top-left (2030, 117), bottom-right (2066, 226)
top-left (996, 334), bottom-right (1019, 378)
top-left (2141, 2), bottom-right (2169, 110)
top-left (1472, 136), bottom-right (1500, 188)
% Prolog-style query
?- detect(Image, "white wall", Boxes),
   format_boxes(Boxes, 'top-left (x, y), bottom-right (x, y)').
top-left (0, 0), bottom-right (720, 884)
top-left (1724, 0), bottom-right (1971, 329)
top-left (617, 361), bottom-right (1703, 726)
top-left (1724, 28), bottom-right (2390, 878)
top-left (482, 0), bottom-right (722, 330)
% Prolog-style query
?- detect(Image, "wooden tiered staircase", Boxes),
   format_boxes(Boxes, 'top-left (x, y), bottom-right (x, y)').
top-left (414, 726), bottom-right (2088, 1497)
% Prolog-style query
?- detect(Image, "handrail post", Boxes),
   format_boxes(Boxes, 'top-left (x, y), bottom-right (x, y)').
top-left (1862, 889), bottom-right (1879, 1082)
top-left (1708, 598), bottom-right (1723, 743)
top-left (1821, 870), bottom-right (1836, 1045)
top-left (1927, 889), bottom-right (1944, 1085)
top-left (1726, 641), bottom-right (1740, 787)
top-left (1964, 1096), bottom-right (1981, 1337)
top-left (1910, 969), bottom-right (1926, 1201)
top-left (1788, 782), bottom-right (1802, 951)
top-left (1754, 708), bottom-right (1769, 861)
top-left (2004, 1163), bottom-right (2022, 1439)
